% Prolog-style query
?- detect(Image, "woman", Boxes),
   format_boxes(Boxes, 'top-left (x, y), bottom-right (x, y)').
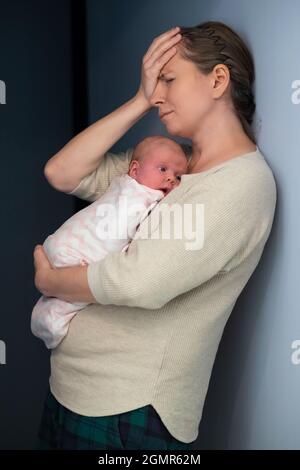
top-left (33, 21), bottom-right (276, 450)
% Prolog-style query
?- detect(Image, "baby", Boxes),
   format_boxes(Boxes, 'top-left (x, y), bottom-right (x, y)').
top-left (31, 136), bottom-right (188, 349)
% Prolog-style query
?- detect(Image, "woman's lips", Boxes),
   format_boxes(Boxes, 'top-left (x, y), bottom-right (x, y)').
top-left (161, 111), bottom-right (173, 120)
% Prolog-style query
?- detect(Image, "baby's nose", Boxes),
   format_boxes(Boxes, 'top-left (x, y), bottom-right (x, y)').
top-left (166, 174), bottom-right (176, 184)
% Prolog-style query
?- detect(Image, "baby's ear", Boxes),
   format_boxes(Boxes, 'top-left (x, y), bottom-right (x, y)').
top-left (128, 160), bottom-right (140, 178)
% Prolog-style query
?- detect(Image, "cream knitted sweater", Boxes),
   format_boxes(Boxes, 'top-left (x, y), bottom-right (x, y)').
top-left (49, 145), bottom-right (276, 443)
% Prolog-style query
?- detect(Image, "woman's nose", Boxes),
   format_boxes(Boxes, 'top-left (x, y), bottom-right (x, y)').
top-left (150, 83), bottom-right (165, 107)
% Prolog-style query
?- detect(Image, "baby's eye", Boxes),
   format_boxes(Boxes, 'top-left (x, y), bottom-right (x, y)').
top-left (176, 175), bottom-right (182, 181)
top-left (159, 166), bottom-right (167, 172)
top-left (165, 79), bottom-right (174, 84)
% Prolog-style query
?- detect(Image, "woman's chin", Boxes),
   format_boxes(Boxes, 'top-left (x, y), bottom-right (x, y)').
top-left (164, 121), bottom-right (180, 135)
top-left (166, 126), bottom-right (185, 138)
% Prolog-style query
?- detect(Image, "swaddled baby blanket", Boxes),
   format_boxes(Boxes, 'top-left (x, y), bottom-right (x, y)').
top-left (31, 174), bottom-right (164, 349)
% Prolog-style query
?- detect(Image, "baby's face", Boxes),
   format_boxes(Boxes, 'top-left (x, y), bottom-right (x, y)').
top-left (132, 146), bottom-right (188, 196)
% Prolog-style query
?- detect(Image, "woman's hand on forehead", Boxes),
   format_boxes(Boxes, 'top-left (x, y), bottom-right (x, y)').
top-left (135, 27), bottom-right (182, 105)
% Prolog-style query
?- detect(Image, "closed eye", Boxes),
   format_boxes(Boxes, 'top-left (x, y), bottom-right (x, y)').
top-left (159, 77), bottom-right (174, 84)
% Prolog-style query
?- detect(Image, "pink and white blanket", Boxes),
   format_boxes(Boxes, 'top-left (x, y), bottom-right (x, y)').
top-left (31, 174), bottom-right (164, 349)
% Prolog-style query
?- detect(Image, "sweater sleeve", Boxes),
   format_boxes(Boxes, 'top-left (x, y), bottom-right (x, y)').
top-left (86, 170), bottom-right (271, 309)
top-left (66, 148), bottom-right (134, 202)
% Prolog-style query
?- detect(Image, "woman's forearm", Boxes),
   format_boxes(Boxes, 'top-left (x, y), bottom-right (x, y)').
top-left (34, 244), bottom-right (96, 303)
top-left (45, 265), bottom-right (96, 304)
top-left (44, 93), bottom-right (151, 193)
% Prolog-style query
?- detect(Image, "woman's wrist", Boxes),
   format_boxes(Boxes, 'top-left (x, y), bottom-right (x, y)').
top-left (132, 91), bottom-right (152, 114)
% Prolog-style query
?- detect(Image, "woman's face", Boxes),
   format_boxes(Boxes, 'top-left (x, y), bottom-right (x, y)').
top-left (150, 51), bottom-right (214, 139)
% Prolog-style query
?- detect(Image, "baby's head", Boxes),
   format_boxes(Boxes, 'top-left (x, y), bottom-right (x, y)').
top-left (128, 136), bottom-right (188, 196)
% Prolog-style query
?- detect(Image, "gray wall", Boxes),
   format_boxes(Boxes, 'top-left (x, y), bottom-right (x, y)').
top-left (86, 0), bottom-right (299, 449)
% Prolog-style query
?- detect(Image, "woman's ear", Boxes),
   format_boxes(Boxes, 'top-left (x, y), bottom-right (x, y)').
top-left (211, 63), bottom-right (230, 99)
top-left (128, 160), bottom-right (140, 179)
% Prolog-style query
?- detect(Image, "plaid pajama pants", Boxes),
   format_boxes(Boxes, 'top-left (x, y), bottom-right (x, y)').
top-left (36, 388), bottom-right (195, 450)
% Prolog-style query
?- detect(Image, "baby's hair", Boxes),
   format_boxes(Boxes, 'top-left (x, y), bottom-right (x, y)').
top-left (130, 135), bottom-right (189, 165)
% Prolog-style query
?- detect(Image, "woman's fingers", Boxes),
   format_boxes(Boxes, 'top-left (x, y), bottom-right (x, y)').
top-left (136, 27), bottom-right (182, 103)
top-left (144, 27), bottom-right (180, 62)
top-left (143, 33), bottom-right (181, 71)
top-left (144, 47), bottom-right (177, 82)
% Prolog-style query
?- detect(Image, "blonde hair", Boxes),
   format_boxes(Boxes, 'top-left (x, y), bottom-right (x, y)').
top-left (130, 135), bottom-right (188, 165)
